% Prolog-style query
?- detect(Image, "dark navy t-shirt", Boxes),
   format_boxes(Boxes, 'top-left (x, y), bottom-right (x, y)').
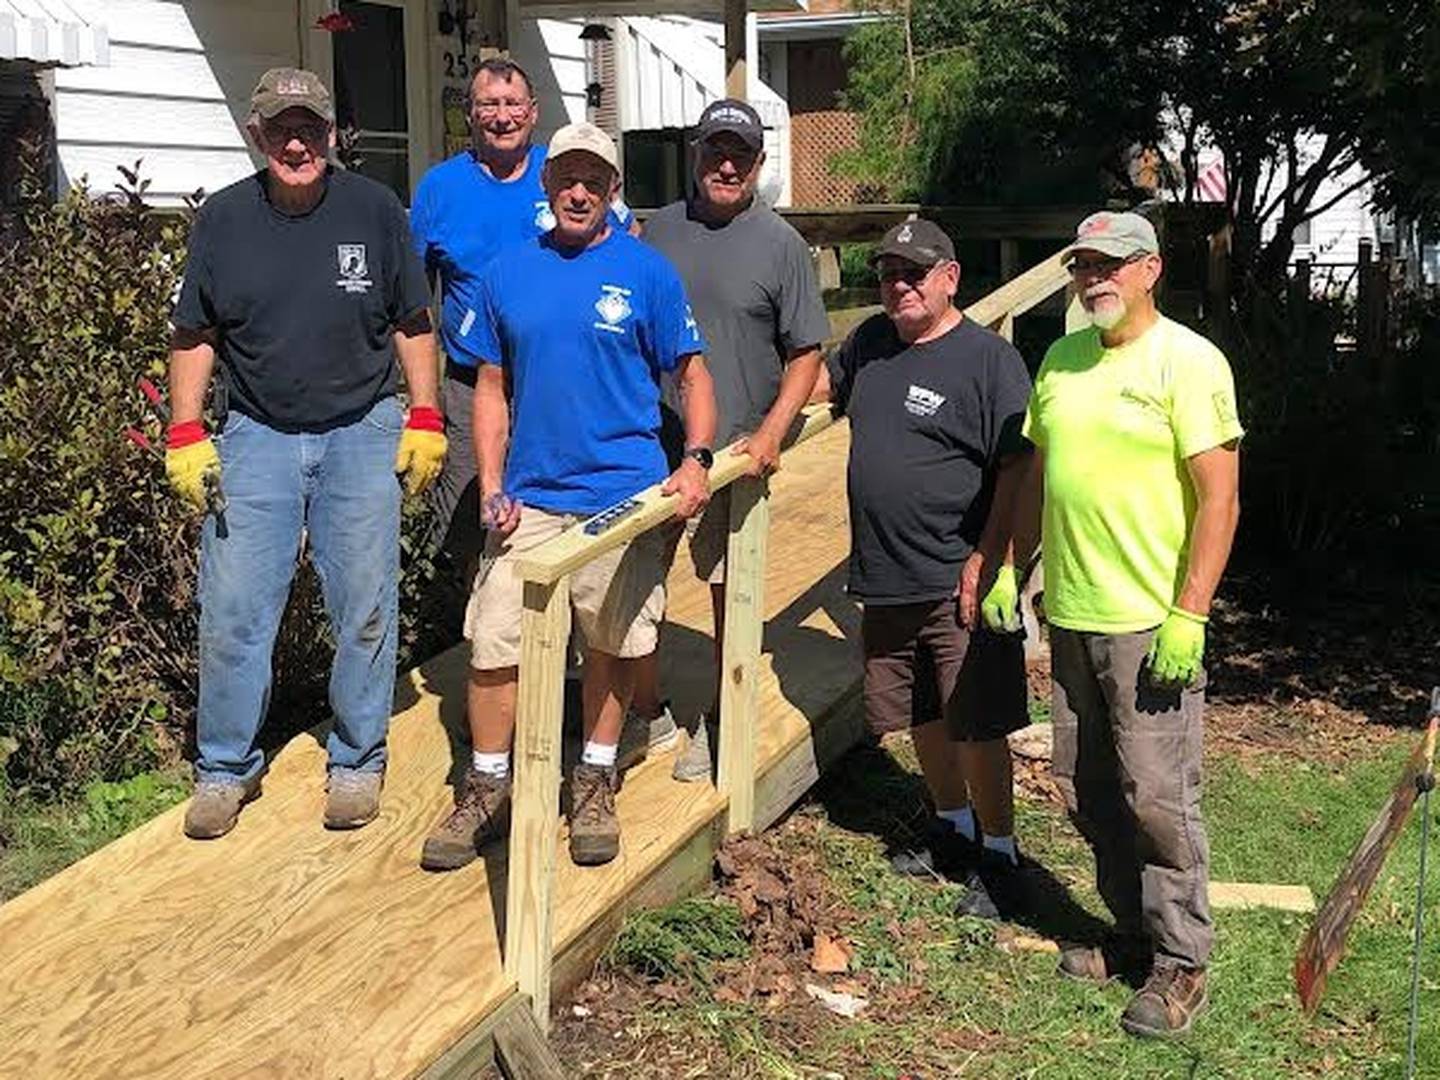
top-left (472, 229), bottom-right (706, 515)
top-left (173, 169), bottom-right (429, 431)
top-left (410, 145), bottom-right (634, 368)
top-left (830, 314), bottom-right (1032, 604)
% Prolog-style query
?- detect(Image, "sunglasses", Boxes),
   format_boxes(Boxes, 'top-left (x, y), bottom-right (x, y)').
top-left (1068, 252), bottom-right (1148, 277)
top-left (878, 264), bottom-right (935, 287)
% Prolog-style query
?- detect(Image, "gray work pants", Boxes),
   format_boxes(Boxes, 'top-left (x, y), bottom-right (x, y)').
top-left (1050, 626), bottom-right (1214, 969)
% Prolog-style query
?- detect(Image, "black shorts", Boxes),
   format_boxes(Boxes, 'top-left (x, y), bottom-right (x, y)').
top-left (861, 597), bottom-right (1028, 741)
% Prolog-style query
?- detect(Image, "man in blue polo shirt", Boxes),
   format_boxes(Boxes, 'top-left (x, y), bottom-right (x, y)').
top-left (410, 58), bottom-right (636, 630)
top-left (420, 123), bottom-right (717, 872)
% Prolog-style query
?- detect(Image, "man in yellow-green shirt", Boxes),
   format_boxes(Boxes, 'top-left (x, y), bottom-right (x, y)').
top-left (991, 210), bottom-right (1242, 1040)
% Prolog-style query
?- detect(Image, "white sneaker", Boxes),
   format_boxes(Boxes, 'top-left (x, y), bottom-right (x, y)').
top-left (617, 701), bottom-right (680, 771)
top-left (671, 713), bottom-right (714, 783)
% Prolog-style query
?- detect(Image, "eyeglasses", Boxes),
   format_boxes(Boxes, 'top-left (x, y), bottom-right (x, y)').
top-left (550, 174), bottom-right (611, 197)
top-left (473, 99), bottom-right (532, 117)
top-left (263, 119), bottom-right (329, 145)
top-left (878, 264), bottom-right (935, 287)
top-left (1068, 252), bottom-right (1148, 278)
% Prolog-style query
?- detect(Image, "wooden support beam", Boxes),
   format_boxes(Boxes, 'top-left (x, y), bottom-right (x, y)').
top-left (996, 312), bottom-right (1015, 343)
top-left (724, 0), bottom-right (746, 99)
top-left (717, 475), bottom-right (769, 834)
top-left (999, 238), bottom-right (1020, 282)
top-left (503, 577), bottom-right (572, 1033)
top-left (1064, 282), bottom-right (1089, 334)
top-left (493, 995), bottom-right (567, 1079)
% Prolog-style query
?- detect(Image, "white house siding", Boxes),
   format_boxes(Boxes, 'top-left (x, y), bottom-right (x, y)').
top-left (520, 18), bottom-right (588, 139)
top-left (52, 0), bottom-right (300, 204)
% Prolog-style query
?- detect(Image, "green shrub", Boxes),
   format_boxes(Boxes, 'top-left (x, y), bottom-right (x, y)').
top-left (0, 156), bottom-right (444, 799)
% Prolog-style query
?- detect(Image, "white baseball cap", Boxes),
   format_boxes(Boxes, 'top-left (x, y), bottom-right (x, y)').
top-left (545, 122), bottom-right (618, 172)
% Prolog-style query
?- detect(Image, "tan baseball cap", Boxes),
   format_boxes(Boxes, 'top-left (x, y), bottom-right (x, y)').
top-left (546, 122), bottom-right (618, 172)
top-left (1062, 210), bottom-right (1158, 263)
top-left (250, 67), bottom-right (335, 123)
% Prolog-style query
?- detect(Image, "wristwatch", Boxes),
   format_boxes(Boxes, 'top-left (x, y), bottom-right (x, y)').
top-left (684, 446), bottom-right (715, 469)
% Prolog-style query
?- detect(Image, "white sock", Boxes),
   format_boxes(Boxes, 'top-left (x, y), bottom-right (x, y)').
top-left (582, 740), bottom-right (617, 768)
top-left (472, 750), bottom-right (509, 778)
top-left (982, 833), bottom-right (1018, 865)
top-left (938, 806), bottom-right (977, 842)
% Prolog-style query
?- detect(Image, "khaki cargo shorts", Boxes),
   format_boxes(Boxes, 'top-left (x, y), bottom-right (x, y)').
top-left (464, 506), bottom-right (668, 670)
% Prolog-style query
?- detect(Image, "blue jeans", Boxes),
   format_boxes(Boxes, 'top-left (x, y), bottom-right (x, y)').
top-left (196, 397), bottom-right (403, 784)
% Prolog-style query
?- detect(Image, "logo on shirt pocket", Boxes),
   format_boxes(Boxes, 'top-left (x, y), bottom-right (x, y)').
top-left (593, 284), bottom-right (633, 334)
top-left (336, 244), bottom-right (372, 294)
top-left (904, 383), bottom-right (945, 417)
top-left (534, 201), bottom-right (556, 231)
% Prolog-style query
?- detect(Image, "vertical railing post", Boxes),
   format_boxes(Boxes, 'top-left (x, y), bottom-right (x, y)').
top-left (717, 475), bottom-right (769, 834)
top-left (503, 575), bottom-right (572, 1032)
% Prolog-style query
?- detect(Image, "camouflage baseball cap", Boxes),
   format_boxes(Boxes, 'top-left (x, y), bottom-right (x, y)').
top-left (1062, 210), bottom-right (1158, 263)
top-left (250, 67), bottom-right (335, 123)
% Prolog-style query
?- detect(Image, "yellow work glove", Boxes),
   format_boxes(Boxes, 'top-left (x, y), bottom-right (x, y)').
top-left (165, 421), bottom-right (220, 512)
top-left (980, 564), bottom-right (1022, 632)
top-left (1147, 606), bottom-right (1207, 687)
top-left (394, 406), bottom-right (447, 496)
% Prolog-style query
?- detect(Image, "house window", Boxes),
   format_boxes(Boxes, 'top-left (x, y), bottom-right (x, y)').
top-left (1292, 219), bottom-right (1312, 246)
top-left (333, 0), bottom-right (412, 200)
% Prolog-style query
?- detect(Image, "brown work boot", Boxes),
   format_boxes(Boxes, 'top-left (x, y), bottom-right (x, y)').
top-left (183, 775), bottom-right (262, 840)
top-left (1120, 964), bottom-right (1209, 1038)
top-left (420, 768), bottom-right (512, 870)
top-left (324, 768), bottom-right (383, 830)
top-left (568, 762), bottom-right (620, 866)
top-left (1058, 935), bottom-right (1152, 985)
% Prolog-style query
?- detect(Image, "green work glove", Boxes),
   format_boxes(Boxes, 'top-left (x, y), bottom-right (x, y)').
top-left (980, 564), bottom-right (1021, 632)
top-left (1147, 606), bottom-right (1207, 687)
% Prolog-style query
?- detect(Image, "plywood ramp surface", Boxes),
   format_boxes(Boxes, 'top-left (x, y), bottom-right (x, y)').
top-left (0, 424), bottom-right (857, 1080)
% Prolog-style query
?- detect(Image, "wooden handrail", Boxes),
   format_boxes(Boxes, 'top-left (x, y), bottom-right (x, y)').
top-left (963, 250), bottom-right (1072, 329)
top-left (515, 403), bottom-right (838, 586)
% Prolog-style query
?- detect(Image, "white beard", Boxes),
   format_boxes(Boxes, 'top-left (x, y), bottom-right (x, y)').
top-left (1088, 296), bottom-right (1126, 330)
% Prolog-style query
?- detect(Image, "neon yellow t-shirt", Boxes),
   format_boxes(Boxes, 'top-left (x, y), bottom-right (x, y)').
top-left (1022, 315), bottom-right (1243, 633)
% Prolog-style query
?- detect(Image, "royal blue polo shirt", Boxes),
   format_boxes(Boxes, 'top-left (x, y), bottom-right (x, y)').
top-left (472, 229), bottom-right (706, 514)
top-left (409, 145), bottom-right (634, 369)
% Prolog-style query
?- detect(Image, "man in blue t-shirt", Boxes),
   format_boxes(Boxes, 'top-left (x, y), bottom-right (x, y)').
top-left (410, 59), bottom-right (636, 631)
top-left (420, 123), bottom-right (717, 872)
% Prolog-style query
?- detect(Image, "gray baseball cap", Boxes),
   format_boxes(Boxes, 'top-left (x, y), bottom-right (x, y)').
top-left (870, 218), bottom-right (956, 268)
top-left (1063, 210), bottom-right (1158, 262)
top-left (251, 67), bottom-right (335, 123)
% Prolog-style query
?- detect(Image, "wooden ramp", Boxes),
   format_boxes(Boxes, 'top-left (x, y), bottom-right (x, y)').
top-left (0, 424), bottom-right (860, 1080)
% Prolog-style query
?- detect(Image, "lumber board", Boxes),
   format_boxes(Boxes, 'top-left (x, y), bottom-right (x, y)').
top-left (514, 404), bottom-right (836, 585)
top-left (718, 475), bottom-right (769, 834)
top-left (492, 996), bottom-right (567, 1079)
top-left (1207, 881), bottom-right (1316, 913)
top-left (0, 422), bottom-right (858, 1080)
top-left (963, 252), bottom-right (1071, 329)
top-left (504, 578), bottom-right (572, 1031)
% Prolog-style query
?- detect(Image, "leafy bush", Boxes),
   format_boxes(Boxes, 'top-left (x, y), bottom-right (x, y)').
top-left (0, 155), bottom-right (444, 799)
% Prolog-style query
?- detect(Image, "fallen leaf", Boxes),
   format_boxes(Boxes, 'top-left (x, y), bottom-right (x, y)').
top-left (804, 982), bottom-right (868, 1018)
top-left (810, 933), bottom-right (850, 973)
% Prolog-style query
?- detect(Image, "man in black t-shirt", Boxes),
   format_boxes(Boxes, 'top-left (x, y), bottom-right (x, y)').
top-left (165, 68), bottom-right (446, 840)
top-left (827, 219), bottom-right (1033, 918)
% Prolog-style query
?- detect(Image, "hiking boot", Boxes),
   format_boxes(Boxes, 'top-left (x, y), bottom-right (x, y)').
top-left (1058, 934), bottom-right (1153, 985)
top-left (672, 712), bottom-right (715, 783)
top-left (183, 775), bottom-right (262, 840)
top-left (892, 816), bottom-right (980, 879)
top-left (568, 762), bottom-right (620, 866)
top-left (617, 701), bottom-right (681, 771)
top-left (324, 768), bottom-right (383, 830)
top-left (1120, 964), bottom-right (1209, 1038)
top-left (420, 768), bottom-right (512, 871)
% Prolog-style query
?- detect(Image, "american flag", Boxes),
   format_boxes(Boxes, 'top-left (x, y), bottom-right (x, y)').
top-left (1196, 154), bottom-right (1227, 203)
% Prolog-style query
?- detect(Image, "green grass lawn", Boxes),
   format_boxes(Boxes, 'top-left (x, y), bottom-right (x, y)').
top-left (0, 768), bottom-right (188, 901)
top-left (567, 729), bottom-right (1438, 1078)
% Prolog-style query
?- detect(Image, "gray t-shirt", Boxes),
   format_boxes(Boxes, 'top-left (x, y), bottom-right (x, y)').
top-left (644, 199), bottom-right (830, 448)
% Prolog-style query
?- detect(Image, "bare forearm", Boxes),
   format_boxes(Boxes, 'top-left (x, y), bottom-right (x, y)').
top-left (473, 369), bottom-right (510, 495)
top-left (756, 348), bottom-right (823, 442)
top-left (167, 336), bottom-right (216, 425)
top-left (1176, 493), bottom-right (1239, 616)
top-left (678, 356), bottom-right (717, 449)
top-left (393, 324), bottom-right (441, 411)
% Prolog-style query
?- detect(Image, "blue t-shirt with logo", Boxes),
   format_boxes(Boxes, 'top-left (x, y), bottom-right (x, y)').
top-left (410, 145), bottom-right (634, 368)
top-left (472, 229), bottom-right (706, 514)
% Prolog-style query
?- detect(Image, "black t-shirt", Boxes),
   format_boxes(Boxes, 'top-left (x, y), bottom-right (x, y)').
top-left (173, 169), bottom-right (430, 431)
top-left (830, 314), bottom-right (1032, 604)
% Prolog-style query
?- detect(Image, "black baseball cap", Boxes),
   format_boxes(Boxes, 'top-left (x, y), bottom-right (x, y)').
top-left (694, 98), bottom-right (764, 150)
top-left (870, 218), bottom-right (955, 268)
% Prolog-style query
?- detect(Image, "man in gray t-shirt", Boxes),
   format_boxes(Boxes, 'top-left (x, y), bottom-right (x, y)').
top-left (633, 97), bottom-right (830, 781)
